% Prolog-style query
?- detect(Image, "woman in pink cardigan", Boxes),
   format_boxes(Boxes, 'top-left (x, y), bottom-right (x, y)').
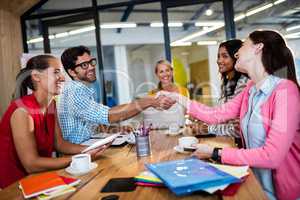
top-left (172, 30), bottom-right (300, 200)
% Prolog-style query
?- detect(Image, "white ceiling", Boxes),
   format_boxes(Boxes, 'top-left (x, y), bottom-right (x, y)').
top-left (26, 0), bottom-right (300, 49)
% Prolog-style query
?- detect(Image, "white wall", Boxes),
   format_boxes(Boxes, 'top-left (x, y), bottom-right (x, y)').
top-left (208, 45), bottom-right (221, 102)
top-left (114, 45), bottom-right (132, 104)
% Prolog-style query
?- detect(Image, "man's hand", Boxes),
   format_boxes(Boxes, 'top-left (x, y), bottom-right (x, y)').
top-left (192, 144), bottom-right (214, 160)
top-left (153, 95), bottom-right (176, 110)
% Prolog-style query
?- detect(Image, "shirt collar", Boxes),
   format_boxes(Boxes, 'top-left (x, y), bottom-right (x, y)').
top-left (72, 80), bottom-right (95, 94)
top-left (249, 75), bottom-right (280, 95)
top-left (259, 75), bottom-right (280, 95)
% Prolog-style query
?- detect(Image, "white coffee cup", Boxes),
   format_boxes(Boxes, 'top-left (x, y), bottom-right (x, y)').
top-left (178, 136), bottom-right (198, 148)
top-left (70, 154), bottom-right (91, 172)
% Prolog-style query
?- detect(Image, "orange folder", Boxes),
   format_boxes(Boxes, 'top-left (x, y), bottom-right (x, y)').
top-left (19, 172), bottom-right (67, 199)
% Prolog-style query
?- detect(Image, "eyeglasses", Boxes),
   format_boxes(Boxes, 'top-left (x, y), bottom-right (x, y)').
top-left (73, 58), bottom-right (97, 69)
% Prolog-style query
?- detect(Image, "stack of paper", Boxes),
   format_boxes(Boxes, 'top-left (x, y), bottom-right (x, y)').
top-left (146, 158), bottom-right (241, 196)
top-left (134, 171), bottom-right (164, 187)
top-left (19, 172), bottom-right (80, 199)
top-left (204, 163), bottom-right (249, 194)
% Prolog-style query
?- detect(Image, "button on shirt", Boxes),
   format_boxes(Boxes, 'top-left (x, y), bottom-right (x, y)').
top-left (58, 80), bottom-right (110, 144)
top-left (241, 75), bottom-right (281, 200)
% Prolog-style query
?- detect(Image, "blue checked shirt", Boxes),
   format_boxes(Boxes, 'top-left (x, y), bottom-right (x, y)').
top-left (57, 80), bottom-right (110, 144)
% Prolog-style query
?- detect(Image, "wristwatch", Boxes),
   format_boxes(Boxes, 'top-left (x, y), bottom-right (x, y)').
top-left (211, 147), bottom-right (222, 162)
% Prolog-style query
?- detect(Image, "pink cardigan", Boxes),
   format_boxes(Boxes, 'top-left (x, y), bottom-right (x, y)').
top-left (188, 80), bottom-right (300, 200)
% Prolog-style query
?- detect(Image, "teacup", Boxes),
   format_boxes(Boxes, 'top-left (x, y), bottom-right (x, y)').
top-left (70, 154), bottom-right (91, 172)
top-left (178, 136), bottom-right (198, 148)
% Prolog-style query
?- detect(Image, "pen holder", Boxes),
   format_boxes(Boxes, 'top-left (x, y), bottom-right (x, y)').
top-left (135, 134), bottom-right (151, 157)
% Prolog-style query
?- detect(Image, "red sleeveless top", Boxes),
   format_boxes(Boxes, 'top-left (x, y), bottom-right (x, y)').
top-left (0, 94), bottom-right (55, 188)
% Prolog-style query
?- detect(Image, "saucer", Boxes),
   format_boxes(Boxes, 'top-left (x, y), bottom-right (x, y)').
top-left (65, 162), bottom-right (98, 176)
top-left (173, 146), bottom-right (190, 154)
top-left (167, 128), bottom-right (184, 136)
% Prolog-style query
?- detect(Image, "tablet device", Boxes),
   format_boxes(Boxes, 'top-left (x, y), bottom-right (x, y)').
top-left (81, 134), bottom-right (120, 153)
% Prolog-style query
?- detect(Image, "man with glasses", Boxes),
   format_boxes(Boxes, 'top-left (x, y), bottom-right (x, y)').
top-left (58, 45), bottom-right (175, 144)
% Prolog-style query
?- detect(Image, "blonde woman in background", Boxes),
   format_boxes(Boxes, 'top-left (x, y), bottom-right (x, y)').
top-left (149, 60), bottom-right (189, 98)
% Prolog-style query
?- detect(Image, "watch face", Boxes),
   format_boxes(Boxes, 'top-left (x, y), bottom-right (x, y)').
top-left (212, 148), bottom-right (222, 162)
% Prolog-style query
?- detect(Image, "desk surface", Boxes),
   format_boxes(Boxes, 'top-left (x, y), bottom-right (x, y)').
top-left (0, 131), bottom-right (267, 200)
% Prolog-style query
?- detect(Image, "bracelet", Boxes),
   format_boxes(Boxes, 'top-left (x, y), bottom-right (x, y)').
top-left (211, 148), bottom-right (222, 162)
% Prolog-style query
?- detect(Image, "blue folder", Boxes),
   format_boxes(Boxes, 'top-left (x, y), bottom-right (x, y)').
top-left (145, 158), bottom-right (240, 196)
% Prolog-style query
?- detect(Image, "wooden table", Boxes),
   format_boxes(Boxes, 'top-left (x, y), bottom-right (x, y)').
top-left (0, 131), bottom-right (267, 200)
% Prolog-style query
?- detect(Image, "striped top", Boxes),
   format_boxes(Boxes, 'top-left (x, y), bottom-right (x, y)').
top-left (208, 74), bottom-right (248, 138)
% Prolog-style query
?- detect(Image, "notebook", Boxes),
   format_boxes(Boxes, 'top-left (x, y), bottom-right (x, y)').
top-left (146, 158), bottom-right (240, 196)
top-left (134, 171), bottom-right (164, 187)
top-left (19, 172), bottom-right (68, 199)
top-left (142, 103), bottom-right (185, 129)
top-left (37, 176), bottom-right (81, 200)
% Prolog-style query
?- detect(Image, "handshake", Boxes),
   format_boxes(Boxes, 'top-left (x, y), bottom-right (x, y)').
top-left (152, 91), bottom-right (189, 110)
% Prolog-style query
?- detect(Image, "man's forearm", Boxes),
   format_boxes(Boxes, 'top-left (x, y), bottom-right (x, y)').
top-left (108, 97), bottom-right (154, 123)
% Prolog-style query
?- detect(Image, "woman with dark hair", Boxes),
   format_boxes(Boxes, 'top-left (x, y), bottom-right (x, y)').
top-left (190, 39), bottom-right (248, 139)
top-left (170, 30), bottom-right (300, 200)
top-left (0, 55), bottom-right (107, 188)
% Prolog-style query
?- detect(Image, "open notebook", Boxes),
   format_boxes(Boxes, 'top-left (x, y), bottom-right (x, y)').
top-left (142, 102), bottom-right (185, 129)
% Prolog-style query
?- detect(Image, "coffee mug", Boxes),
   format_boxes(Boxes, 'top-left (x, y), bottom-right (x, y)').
top-left (70, 154), bottom-right (91, 172)
top-left (178, 136), bottom-right (198, 148)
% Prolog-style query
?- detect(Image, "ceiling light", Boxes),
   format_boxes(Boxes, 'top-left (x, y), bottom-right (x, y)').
top-left (150, 22), bottom-right (163, 27)
top-left (205, 9), bottom-right (213, 16)
top-left (245, 3), bottom-right (273, 17)
top-left (286, 24), bottom-right (300, 32)
top-left (100, 23), bottom-right (137, 29)
top-left (168, 22), bottom-right (183, 27)
top-left (170, 42), bottom-right (192, 47)
top-left (234, 14), bottom-right (246, 22)
top-left (49, 35), bottom-right (55, 40)
top-left (274, 0), bottom-right (286, 5)
top-left (55, 32), bottom-right (69, 38)
top-left (150, 22), bottom-right (183, 27)
top-left (285, 32), bottom-right (300, 39)
top-left (173, 1), bottom-right (283, 43)
top-left (175, 24), bottom-right (223, 43)
top-left (27, 37), bottom-right (43, 44)
top-left (69, 26), bottom-right (95, 35)
top-left (197, 41), bottom-right (217, 45)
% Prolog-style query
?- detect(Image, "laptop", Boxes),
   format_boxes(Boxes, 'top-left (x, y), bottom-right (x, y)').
top-left (142, 103), bottom-right (186, 129)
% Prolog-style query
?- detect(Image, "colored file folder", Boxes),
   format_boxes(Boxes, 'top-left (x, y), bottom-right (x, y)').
top-left (146, 158), bottom-right (240, 196)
